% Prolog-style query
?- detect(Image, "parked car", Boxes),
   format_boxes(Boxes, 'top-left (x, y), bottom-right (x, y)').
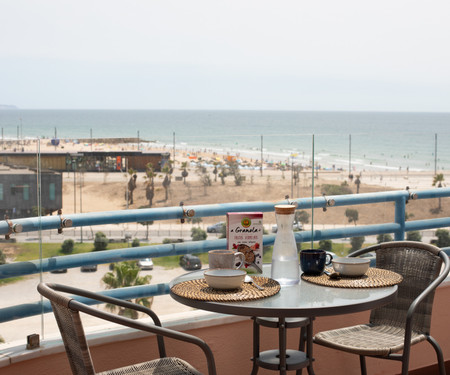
top-left (137, 258), bottom-right (154, 270)
top-left (49, 256), bottom-right (67, 273)
top-left (271, 222), bottom-right (303, 233)
top-left (207, 222), bottom-right (225, 233)
top-left (80, 264), bottom-right (98, 272)
top-left (50, 267), bottom-right (67, 274)
top-left (179, 254), bottom-right (202, 270)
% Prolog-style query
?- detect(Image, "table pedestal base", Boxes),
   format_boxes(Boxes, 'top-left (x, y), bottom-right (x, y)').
top-left (254, 349), bottom-right (310, 370)
top-left (251, 317), bottom-right (315, 375)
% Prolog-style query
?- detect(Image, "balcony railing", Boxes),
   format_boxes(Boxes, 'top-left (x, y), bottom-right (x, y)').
top-left (1, 187), bottom-right (450, 326)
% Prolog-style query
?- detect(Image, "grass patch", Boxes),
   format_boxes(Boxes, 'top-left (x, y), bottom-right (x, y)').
top-left (0, 276), bottom-right (24, 285)
top-left (2, 239), bottom-right (371, 272)
top-left (11, 242), bottom-right (136, 262)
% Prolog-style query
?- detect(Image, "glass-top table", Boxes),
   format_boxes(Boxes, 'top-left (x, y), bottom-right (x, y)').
top-left (169, 264), bottom-right (398, 318)
top-left (169, 264), bottom-right (398, 375)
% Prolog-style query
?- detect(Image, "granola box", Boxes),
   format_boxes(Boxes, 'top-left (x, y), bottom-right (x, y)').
top-left (226, 212), bottom-right (263, 274)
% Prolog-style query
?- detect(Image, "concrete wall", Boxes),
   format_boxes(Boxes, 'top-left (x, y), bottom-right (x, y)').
top-left (2, 283), bottom-right (449, 375)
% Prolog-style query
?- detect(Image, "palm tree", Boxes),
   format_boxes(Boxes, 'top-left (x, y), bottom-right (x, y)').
top-left (144, 163), bottom-right (156, 207)
top-left (196, 164), bottom-right (211, 195)
top-left (181, 161), bottom-right (189, 184)
top-left (162, 161), bottom-right (173, 201)
top-left (102, 261), bottom-right (153, 319)
top-left (432, 173), bottom-right (445, 188)
top-left (126, 168), bottom-right (137, 205)
top-left (432, 173), bottom-right (445, 212)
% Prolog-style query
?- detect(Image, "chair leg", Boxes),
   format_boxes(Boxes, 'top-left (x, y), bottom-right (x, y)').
top-left (306, 320), bottom-right (315, 375)
top-left (296, 326), bottom-right (306, 375)
top-left (359, 355), bottom-right (367, 375)
top-left (251, 317), bottom-right (260, 375)
top-left (401, 357), bottom-right (410, 375)
top-left (279, 317), bottom-right (287, 375)
top-left (299, 326), bottom-right (306, 352)
top-left (427, 336), bottom-right (446, 375)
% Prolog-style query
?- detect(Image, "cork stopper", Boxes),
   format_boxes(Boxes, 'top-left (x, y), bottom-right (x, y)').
top-left (274, 204), bottom-right (296, 215)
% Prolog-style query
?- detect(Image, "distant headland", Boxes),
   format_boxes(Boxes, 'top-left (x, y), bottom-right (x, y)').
top-left (0, 105), bottom-right (18, 109)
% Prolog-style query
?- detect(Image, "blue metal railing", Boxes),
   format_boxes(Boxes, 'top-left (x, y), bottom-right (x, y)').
top-left (1, 187), bottom-right (450, 323)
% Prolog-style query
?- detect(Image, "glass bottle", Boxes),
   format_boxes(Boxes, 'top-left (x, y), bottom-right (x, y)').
top-left (271, 204), bottom-right (300, 285)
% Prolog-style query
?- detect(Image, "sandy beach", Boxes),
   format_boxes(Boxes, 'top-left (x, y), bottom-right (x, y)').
top-left (10, 137), bottom-right (447, 226)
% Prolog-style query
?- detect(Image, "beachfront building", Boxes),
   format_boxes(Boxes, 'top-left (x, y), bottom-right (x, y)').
top-left (0, 150), bottom-right (170, 173)
top-left (0, 165), bottom-right (62, 218)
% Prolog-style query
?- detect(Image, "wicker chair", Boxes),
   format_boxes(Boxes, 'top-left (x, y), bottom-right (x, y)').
top-left (37, 282), bottom-right (217, 375)
top-left (313, 241), bottom-right (449, 375)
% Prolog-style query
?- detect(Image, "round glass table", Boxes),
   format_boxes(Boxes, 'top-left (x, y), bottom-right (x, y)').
top-left (169, 265), bottom-right (398, 375)
top-left (169, 265), bottom-right (398, 318)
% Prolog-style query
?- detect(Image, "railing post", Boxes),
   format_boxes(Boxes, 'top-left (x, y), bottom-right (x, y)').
top-left (394, 195), bottom-right (406, 240)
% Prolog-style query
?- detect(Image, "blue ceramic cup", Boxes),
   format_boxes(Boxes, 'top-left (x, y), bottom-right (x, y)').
top-left (300, 249), bottom-right (333, 276)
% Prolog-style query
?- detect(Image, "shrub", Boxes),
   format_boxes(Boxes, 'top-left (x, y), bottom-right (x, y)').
top-left (132, 238), bottom-right (140, 247)
top-left (94, 231), bottom-right (109, 251)
top-left (406, 231), bottom-right (422, 242)
top-left (0, 250), bottom-right (6, 265)
top-left (295, 210), bottom-right (310, 225)
top-left (350, 236), bottom-right (365, 252)
top-left (61, 239), bottom-right (75, 254)
top-left (321, 183), bottom-right (352, 196)
top-left (345, 208), bottom-right (359, 225)
top-left (377, 234), bottom-right (393, 244)
top-left (162, 238), bottom-right (184, 244)
top-left (191, 227), bottom-right (207, 241)
top-left (435, 229), bottom-right (450, 248)
top-left (318, 240), bottom-right (333, 251)
top-left (186, 217), bottom-right (203, 224)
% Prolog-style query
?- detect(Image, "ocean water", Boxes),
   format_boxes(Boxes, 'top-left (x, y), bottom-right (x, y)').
top-left (1, 109), bottom-right (449, 172)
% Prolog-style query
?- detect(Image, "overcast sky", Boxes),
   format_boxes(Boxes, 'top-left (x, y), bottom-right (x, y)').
top-left (1, 0), bottom-right (449, 111)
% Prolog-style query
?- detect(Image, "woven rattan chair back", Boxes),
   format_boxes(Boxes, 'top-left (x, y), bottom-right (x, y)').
top-left (368, 242), bottom-right (442, 335)
top-left (314, 241), bottom-right (449, 375)
top-left (38, 282), bottom-right (217, 375)
top-left (46, 288), bottom-right (96, 375)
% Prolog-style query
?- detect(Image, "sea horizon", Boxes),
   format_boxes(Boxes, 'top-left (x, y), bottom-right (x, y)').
top-left (1, 109), bottom-right (450, 173)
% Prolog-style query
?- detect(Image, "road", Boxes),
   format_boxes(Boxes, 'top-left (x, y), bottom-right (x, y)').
top-left (14, 222), bottom-right (437, 245)
top-left (0, 264), bottom-right (192, 344)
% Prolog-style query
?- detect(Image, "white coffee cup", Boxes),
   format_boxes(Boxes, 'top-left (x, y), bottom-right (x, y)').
top-left (208, 250), bottom-right (245, 270)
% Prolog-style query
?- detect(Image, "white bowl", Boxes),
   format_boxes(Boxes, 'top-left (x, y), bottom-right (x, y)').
top-left (332, 257), bottom-right (370, 276)
top-left (204, 269), bottom-right (246, 290)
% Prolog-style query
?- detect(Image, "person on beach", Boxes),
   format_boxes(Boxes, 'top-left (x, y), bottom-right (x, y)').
top-left (126, 174), bottom-right (137, 204)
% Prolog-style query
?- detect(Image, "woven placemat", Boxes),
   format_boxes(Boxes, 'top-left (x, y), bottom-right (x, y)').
top-left (301, 267), bottom-right (403, 288)
top-left (170, 276), bottom-right (280, 302)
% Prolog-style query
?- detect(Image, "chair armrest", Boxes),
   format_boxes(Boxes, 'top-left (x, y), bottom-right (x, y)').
top-left (40, 283), bottom-right (217, 375)
top-left (47, 283), bottom-right (164, 326)
top-left (71, 298), bottom-right (217, 375)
